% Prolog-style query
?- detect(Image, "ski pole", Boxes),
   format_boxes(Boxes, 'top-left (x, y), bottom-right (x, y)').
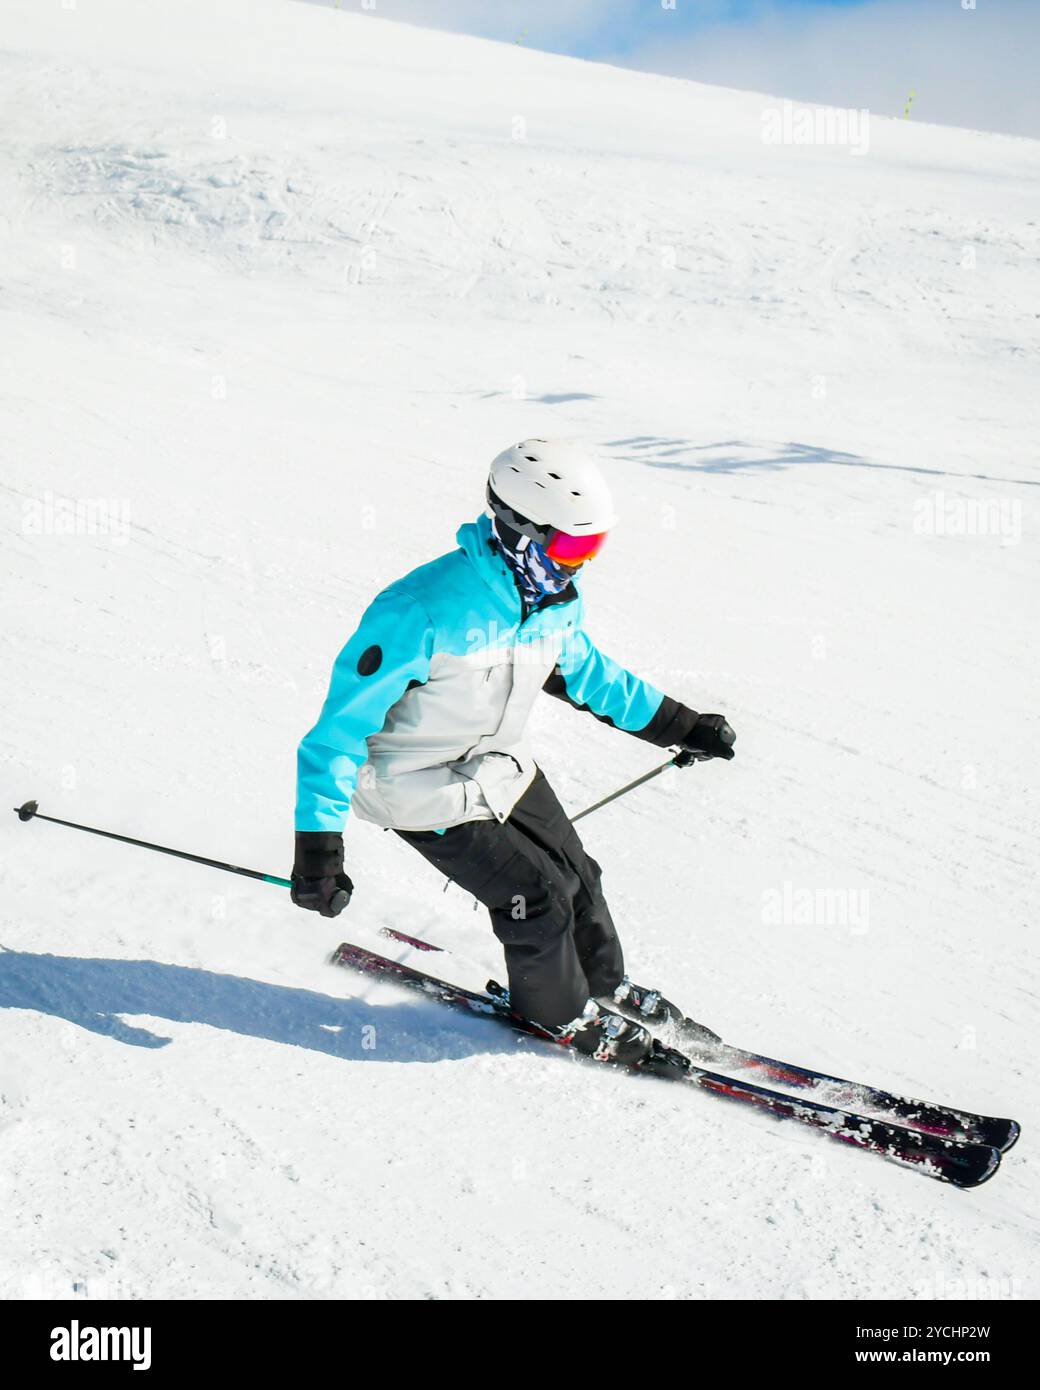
top-left (570, 747), bottom-right (697, 823)
top-left (14, 746), bottom-right (697, 885)
top-left (12, 800), bottom-right (292, 890)
top-left (390, 748), bottom-right (700, 937)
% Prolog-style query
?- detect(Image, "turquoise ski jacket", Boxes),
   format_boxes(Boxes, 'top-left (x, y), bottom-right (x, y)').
top-left (296, 513), bottom-right (676, 833)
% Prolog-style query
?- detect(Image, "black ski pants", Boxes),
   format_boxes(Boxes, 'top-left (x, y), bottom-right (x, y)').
top-left (396, 768), bottom-right (624, 1029)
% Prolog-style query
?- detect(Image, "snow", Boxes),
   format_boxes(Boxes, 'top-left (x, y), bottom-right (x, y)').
top-left (1, 0), bottom-right (1037, 1300)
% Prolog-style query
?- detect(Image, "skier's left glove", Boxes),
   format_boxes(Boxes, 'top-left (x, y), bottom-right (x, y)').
top-left (291, 831), bottom-right (354, 917)
top-left (677, 712), bottom-right (736, 763)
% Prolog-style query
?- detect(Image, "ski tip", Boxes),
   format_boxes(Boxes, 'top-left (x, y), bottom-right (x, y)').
top-left (380, 926), bottom-right (441, 952)
top-left (949, 1145), bottom-right (1002, 1191)
top-left (973, 1115), bottom-right (1021, 1153)
top-left (997, 1118), bottom-right (1021, 1154)
top-left (14, 800), bottom-right (38, 822)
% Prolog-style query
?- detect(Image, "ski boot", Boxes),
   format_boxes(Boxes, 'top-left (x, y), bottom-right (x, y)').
top-left (561, 1000), bottom-right (655, 1065)
top-left (603, 978), bottom-right (723, 1058)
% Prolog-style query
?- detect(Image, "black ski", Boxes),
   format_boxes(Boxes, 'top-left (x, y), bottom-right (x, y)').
top-left (378, 925), bottom-right (1020, 1154)
top-left (332, 942), bottom-right (1002, 1190)
top-left (669, 1026), bottom-right (1020, 1154)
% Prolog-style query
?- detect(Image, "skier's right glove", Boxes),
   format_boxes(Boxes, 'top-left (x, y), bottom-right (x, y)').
top-left (291, 831), bottom-right (354, 917)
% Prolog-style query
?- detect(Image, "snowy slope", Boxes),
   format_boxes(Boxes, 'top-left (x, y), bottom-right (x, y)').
top-left (1, 0), bottom-right (1038, 1300)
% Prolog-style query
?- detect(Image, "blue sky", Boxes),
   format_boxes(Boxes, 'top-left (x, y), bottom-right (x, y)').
top-left (312, 0), bottom-right (1039, 138)
top-left (529, 0), bottom-right (879, 59)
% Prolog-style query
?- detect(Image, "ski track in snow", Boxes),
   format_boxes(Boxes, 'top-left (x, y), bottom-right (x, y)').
top-left (1, 0), bottom-right (1038, 1300)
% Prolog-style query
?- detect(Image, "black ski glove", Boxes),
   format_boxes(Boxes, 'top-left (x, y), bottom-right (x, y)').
top-left (291, 831), bottom-right (354, 917)
top-left (633, 696), bottom-right (735, 762)
top-left (678, 712), bottom-right (736, 763)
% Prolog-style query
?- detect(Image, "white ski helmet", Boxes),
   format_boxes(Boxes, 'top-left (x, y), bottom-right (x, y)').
top-left (486, 439), bottom-right (618, 541)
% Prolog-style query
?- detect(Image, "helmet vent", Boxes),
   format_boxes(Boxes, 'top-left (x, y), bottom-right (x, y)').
top-left (525, 455), bottom-right (538, 462)
top-left (547, 472), bottom-right (560, 479)
top-left (572, 490), bottom-right (581, 496)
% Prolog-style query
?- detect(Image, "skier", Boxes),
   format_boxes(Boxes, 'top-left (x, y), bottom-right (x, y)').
top-left (292, 440), bottom-right (735, 1063)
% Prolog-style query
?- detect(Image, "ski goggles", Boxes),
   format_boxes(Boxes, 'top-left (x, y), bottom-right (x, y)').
top-left (542, 528), bottom-right (609, 567)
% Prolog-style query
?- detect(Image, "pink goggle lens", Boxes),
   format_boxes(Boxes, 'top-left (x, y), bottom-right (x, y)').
top-left (544, 529), bottom-right (609, 566)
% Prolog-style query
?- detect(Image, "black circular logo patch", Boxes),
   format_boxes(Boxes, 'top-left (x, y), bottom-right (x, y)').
top-left (357, 644), bottom-right (383, 676)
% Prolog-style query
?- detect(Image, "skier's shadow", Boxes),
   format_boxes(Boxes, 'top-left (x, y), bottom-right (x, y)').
top-left (0, 949), bottom-right (514, 1061)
